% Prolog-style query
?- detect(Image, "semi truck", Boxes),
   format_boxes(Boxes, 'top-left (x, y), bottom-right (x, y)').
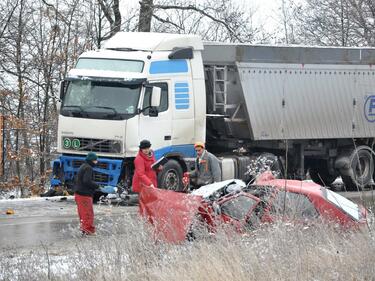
top-left (50, 32), bottom-right (375, 194)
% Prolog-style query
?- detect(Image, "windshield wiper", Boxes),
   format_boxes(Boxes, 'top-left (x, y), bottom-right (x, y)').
top-left (61, 105), bottom-right (87, 117)
top-left (62, 105), bottom-right (84, 111)
top-left (85, 106), bottom-right (120, 117)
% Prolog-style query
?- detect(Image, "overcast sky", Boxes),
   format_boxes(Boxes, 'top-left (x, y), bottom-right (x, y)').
top-left (121, 0), bottom-right (282, 33)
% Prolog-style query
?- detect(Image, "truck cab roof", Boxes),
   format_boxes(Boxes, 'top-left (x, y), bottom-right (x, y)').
top-left (103, 32), bottom-right (203, 52)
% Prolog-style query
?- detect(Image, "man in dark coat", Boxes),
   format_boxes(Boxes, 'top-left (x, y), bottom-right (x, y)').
top-left (74, 152), bottom-right (99, 235)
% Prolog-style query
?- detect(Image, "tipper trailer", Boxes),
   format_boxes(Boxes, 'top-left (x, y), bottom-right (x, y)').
top-left (51, 32), bottom-right (375, 194)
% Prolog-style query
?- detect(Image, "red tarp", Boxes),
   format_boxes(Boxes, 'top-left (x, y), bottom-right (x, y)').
top-left (139, 187), bottom-right (203, 243)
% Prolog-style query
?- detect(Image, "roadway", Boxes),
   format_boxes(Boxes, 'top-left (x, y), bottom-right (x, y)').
top-left (0, 196), bottom-right (138, 249)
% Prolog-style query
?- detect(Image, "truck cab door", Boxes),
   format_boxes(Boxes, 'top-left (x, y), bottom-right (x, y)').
top-left (139, 81), bottom-right (172, 154)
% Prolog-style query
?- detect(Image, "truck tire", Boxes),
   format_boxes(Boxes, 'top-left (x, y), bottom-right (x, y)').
top-left (341, 147), bottom-right (374, 191)
top-left (309, 168), bottom-right (337, 186)
top-left (158, 159), bottom-right (183, 191)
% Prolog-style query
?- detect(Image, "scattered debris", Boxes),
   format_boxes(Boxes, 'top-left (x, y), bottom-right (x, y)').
top-left (5, 209), bottom-right (14, 215)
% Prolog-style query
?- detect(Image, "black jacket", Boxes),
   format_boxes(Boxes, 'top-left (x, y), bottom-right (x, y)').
top-left (74, 161), bottom-right (99, 196)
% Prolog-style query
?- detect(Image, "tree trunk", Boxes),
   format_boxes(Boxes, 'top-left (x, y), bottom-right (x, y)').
top-left (138, 0), bottom-right (154, 32)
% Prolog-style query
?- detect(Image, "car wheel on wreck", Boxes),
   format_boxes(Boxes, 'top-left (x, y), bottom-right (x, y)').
top-left (158, 159), bottom-right (183, 191)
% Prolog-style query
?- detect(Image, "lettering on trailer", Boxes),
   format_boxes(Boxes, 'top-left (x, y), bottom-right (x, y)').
top-left (174, 82), bottom-right (190, 110)
top-left (364, 95), bottom-right (375, 122)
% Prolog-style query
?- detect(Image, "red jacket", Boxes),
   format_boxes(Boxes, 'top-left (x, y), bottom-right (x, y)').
top-left (132, 150), bottom-right (158, 193)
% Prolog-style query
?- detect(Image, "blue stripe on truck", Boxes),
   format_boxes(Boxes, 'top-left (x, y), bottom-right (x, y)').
top-left (175, 82), bottom-right (189, 87)
top-left (149, 60), bottom-right (188, 74)
top-left (175, 104), bottom-right (189, 109)
top-left (154, 144), bottom-right (195, 160)
top-left (175, 93), bottom-right (189, 99)
top-left (175, 99), bottom-right (190, 104)
top-left (175, 81), bottom-right (190, 110)
top-left (175, 87), bottom-right (189, 93)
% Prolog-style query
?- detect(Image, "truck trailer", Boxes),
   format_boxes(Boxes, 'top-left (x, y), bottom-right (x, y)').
top-left (51, 32), bottom-right (375, 194)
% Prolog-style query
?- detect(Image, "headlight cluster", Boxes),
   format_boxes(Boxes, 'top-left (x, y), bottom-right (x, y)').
top-left (111, 141), bottom-right (122, 153)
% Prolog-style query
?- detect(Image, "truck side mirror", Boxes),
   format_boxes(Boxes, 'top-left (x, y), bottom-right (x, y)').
top-left (149, 107), bottom-right (159, 117)
top-left (55, 81), bottom-right (65, 113)
top-left (151, 86), bottom-right (161, 107)
top-left (59, 80), bottom-right (66, 100)
top-left (56, 99), bottom-right (61, 113)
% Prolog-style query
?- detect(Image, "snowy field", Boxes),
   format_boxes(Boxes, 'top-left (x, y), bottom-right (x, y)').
top-left (0, 210), bottom-right (375, 281)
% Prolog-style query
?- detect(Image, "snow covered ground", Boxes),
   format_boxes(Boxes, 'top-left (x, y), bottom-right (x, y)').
top-left (0, 195), bottom-right (138, 249)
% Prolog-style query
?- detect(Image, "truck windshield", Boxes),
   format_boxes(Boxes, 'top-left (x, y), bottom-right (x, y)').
top-left (61, 80), bottom-right (141, 120)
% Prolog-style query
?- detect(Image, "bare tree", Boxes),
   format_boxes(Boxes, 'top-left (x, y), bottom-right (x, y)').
top-left (137, 0), bottom-right (259, 43)
top-left (292, 0), bottom-right (375, 46)
top-left (97, 0), bottom-right (122, 41)
top-left (139, 0), bottom-right (154, 32)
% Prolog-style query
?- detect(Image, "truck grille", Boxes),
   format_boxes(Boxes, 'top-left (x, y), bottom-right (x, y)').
top-left (70, 161), bottom-right (111, 182)
top-left (62, 136), bottom-right (122, 153)
top-left (94, 172), bottom-right (110, 183)
top-left (72, 160), bottom-right (109, 170)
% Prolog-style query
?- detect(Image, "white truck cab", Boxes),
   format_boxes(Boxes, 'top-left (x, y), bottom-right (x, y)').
top-left (52, 33), bottom-right (206, 191)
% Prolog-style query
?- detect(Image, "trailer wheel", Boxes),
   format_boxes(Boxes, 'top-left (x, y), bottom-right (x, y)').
top-left (341, 147), bottom-right (374, 191)
top-left (158, 159), bottom-right (183, 191)
top-left (309, 168), bottom-right (337, 186)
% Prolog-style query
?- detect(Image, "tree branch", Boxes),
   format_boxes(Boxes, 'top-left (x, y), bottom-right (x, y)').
top-left (0, 0), bottom-right (19, 39)
top-left (40, 0), bottom-right (69, 25)
top-left (97, 0), bottom-right (114, 26)
top-left (152, 14), bottom-right (182, 31)
top-left (154, 4), bottom-right (243, 42)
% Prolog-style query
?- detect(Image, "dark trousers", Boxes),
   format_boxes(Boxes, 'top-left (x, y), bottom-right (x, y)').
top-left (75, 193), bottom-right (95, 234)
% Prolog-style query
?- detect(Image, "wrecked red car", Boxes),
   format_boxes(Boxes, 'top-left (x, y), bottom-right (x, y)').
top-left (140, 173), bottom-right (368, 243)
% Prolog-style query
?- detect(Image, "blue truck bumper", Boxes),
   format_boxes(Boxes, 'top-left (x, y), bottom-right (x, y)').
top-left (50, 155), bottom-right (123, 188)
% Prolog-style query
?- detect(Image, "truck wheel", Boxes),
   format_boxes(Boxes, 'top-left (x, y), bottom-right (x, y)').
top-left (341, 147), bottom-right (374, 191)
top-left (309, 168), bottom-right (337, 186)
top-left (158, 159), bottom-right (183, 191)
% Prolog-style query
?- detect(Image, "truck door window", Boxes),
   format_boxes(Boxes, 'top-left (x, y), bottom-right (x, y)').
top-left (143, 83), bottom-right (168, 115)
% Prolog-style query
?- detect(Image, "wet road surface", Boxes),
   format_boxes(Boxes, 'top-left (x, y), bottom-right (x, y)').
top-left (0, 197), bottom-right (138, 249)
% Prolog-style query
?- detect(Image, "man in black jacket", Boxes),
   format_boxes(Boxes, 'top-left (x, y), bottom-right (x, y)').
top-left (74, 152), bottom-right (99, 235)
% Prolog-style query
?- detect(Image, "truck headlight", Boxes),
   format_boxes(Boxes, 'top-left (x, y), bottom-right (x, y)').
top-left (111, 141), bottom-right (122, 153)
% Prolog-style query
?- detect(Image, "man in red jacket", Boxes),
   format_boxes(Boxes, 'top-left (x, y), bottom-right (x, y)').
top-left (132, 140), bottom-right (158, 216)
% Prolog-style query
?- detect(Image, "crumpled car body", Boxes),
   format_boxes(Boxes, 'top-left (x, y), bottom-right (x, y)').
top-left (139, 173), bottom-right (368, 243)
top-left (139, 187), bottom-right (202, 243)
